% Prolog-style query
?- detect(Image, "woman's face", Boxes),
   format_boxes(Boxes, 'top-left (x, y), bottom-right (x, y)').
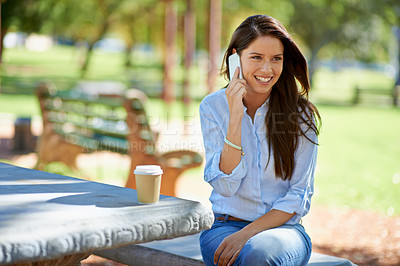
top-left (239, 35), bottom-right (284, 98)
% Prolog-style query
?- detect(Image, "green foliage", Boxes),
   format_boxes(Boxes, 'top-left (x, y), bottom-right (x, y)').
top-left (1, 0), bottom-right (54, 34)
top-left (2, 0), bottom-right (399, 79)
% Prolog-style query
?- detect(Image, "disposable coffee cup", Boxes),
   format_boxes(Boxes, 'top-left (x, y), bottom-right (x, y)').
top-left (134, 165), bottom-right (163, 204)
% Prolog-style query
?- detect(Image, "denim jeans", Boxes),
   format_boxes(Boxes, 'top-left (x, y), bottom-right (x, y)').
top-left (200, 214), bottom-right (312, 266)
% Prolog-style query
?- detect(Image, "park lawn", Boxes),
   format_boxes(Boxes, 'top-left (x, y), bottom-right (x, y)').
top-left (1, 46), bottom-right (399, 216)
top-left (0, 94), bottom-right (41, 117)
top-left (315, 105), bottom-right (400, 216)
top-left (1, 46), bottom-right (208, 97)
top-left (2, 46), bottom-right (127, 80)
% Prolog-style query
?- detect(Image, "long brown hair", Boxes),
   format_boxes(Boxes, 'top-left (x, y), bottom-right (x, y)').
top-left (221, 15), bottom-right (321, 181)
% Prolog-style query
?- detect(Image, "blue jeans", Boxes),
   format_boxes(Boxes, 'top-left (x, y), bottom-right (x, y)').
top-left (200, 214), bottom-right (312, 266)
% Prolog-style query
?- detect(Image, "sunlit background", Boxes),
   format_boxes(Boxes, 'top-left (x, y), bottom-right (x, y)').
top-left (1, 0), bottom-right (399, 264)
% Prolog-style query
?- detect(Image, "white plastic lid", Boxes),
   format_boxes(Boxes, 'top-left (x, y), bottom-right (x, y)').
top-left (134, 165), bottom-right (163, 175)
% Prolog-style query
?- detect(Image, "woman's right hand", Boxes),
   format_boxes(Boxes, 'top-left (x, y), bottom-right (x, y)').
top-left (225, 67), bottom-right (247, 119)
top-left (220, 67), bottom-right (246, 175)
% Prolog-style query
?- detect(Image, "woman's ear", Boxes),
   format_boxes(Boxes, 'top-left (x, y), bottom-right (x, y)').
top-left (232, 48), bottom-right (237, 54)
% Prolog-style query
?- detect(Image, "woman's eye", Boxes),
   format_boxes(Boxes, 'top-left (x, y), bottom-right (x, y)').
top-left (273, 57), bottom-right (283, 61)
top-left (251, 56), bottom-right (262, 60)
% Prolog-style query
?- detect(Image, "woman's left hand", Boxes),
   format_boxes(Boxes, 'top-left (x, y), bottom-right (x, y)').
top-left (213, 230), bottom-right (251, 266)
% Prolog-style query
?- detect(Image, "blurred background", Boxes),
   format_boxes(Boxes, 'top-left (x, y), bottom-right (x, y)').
top-left (0, 0), bottom-right (399, 265)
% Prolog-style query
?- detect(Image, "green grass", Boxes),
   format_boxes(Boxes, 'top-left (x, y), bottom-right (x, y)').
top-left (1, 46), bottom-right (399, 216)
top-left (315, 105), bottom-right (400, 215)
top-left (0, 93), bottom-right (201, 120)
top-left (1, 46), bottom-right (211, 98)
top-left (40, 161), bottom-right (130, 187)
top-left (0, 94), bottom-right (40, 117)
top-left (311, 67), bottom-right (394, 104)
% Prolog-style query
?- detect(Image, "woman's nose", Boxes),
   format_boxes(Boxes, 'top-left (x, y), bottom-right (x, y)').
top-left (260, 61), bottom-right (272, 72)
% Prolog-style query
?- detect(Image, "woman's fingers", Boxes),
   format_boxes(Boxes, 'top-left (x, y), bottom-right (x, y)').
top-left (214, 239), bottom-right (242, 266)
top-left (219, 248), bottom-right (237, 266)
top-left (227, 250), bottom-right (241, 266)
top-left (226, 80), bottom-right (246, 96)
top-left (237, 85), bottom-right (247, 98)
top-left (226, 68), bottom-right (245, 93)
top-left (233, 66), bottom-right (240, 80)
top-left (213, 242), bottom-right (224, 264)
top-left (226, 84), bottom-right (246, 102)
top-left (225, 70), bottom-right (246, 116)
top-left (229, 67), bottom-right (240, 85)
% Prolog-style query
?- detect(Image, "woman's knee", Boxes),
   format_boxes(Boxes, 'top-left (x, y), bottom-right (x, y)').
top-left (238, 227), bottom-right (311, 266)
top-left (200, 224), bottom-right (242, 266)
top-left (239, 235), bottom-right (284, 265)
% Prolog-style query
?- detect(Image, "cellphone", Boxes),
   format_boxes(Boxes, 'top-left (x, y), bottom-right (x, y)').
top-left (228, 53), bottom-right (243, 81)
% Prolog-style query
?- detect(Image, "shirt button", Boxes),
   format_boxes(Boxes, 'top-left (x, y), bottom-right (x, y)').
top-left (258, 113), bottom-right (262, 116)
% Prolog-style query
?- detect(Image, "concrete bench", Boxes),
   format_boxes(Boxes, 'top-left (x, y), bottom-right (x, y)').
top-left (94, 233), bottom-right (355, 265)
top-left (0, 162), bottom-right (214, 265)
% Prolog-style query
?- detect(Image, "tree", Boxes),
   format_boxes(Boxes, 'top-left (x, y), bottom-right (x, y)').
top-left (286, 0), bottom-right (400, 86)
top-left (182, 0), bottom-right (196, 105)
top-left (69, 0), bottom-right (123, 77)
top-left (384, 0), bottom-right (400, 85)
top-left (206, 0), bottom-right (221, 93)
top-left (221, 0), bottom-right (397, 87)
top-left (109, 0), bottom-right (160, 69)
top-left (0, 0), bottom-right (55, 62)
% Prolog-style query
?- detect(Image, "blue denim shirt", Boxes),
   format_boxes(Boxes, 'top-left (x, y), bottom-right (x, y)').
top-left (199, 89), bottom-right (318, 224)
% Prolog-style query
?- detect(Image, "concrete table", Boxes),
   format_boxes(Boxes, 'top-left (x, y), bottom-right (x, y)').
top-left (0, 162), bottom-right (213, 265)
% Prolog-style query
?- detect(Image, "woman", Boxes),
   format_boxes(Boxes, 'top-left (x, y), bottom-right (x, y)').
top-left (199, 15), bottom-right (321, 266)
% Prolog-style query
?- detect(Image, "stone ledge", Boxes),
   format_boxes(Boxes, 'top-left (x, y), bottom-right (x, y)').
top-left (95, 244), bottom-right (203, 266)
top-left (95, 233), bottom-right (356, 266)
top-left (0, 163), bottom-right (213, 265)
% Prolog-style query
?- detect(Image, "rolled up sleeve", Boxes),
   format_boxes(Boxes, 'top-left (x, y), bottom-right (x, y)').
top-left (200, 99), bottom-right (247, 197)
top-left (271, 128), bottom-right (318, 223)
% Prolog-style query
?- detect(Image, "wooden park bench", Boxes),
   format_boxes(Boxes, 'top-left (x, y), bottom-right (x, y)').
top-left (352, 85), bottom-right (400, 106)
top-left (35, 82), bottom-right (203, 196)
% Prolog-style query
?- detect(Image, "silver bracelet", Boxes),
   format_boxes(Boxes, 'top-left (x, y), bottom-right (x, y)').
top-left (224, 137), bottom-right (245, 156)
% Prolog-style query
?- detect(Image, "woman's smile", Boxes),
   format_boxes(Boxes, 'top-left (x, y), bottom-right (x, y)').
top-left (254, 75), bottom-right (273, 84)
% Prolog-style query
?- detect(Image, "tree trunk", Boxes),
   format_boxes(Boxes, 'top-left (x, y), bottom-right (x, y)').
top-left (395, 27), bottom-right (400, 86)
top-left (80, 42), bottom-right (95, 78)
top-left (80, 22), bottom-right (110, 78)
top-left (124, 23), bottom-right (136, 69)
top-left (182, 0), bottom-right (195, 106)
top-left (0, 29), bottom-right (7, 66)
top-left (207, 0), bottom-right (221, 94)
top-left (124, 42), bottom-right (134, 69)
top-left (308, 50), bottom-right (318, 88)
top-left (0, 3), bottom-right (2, 64)
top-left (162, 0), bottom-right (177, 104)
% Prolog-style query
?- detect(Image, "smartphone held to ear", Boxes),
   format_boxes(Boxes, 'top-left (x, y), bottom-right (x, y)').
top-left (228, 53), bottom-right (243, 81)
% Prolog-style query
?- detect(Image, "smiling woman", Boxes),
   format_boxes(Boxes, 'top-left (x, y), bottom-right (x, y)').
top-left (199, 15), bottom-right (321, 266)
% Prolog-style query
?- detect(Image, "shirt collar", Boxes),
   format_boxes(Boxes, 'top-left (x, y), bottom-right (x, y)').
top-left (243, 97), bottom-right (270, 114)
